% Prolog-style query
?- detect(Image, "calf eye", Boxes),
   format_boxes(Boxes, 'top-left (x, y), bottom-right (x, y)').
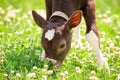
top-left (60, 44), bottom-right (65, 48)
top-left (58, 39), bottom-right (66, 52)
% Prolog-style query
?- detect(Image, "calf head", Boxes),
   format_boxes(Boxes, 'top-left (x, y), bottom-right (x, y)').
top-left (32, 10), bottom-right (82, 67)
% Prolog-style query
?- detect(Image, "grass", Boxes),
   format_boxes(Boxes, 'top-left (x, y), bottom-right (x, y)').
top-left (0, 0), bottom-right (120, 80)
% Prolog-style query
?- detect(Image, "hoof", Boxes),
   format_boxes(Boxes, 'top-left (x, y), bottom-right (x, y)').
top-left (98, 58), bottom-right (110, 75)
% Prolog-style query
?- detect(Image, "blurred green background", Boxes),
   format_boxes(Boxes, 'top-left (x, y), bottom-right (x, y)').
top-left (0, 0), bottom-right (45, 11)
top-left (0, 0), bottom-right (120, 14)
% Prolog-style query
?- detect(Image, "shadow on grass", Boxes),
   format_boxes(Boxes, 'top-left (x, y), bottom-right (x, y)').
top-left (1, 44), bottom-right (58, 79)
top-left (2, 46), bottom-right (44, 72)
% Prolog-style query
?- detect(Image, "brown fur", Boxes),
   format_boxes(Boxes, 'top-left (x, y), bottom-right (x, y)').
top-left (32, 0), bottom-right (99, 67)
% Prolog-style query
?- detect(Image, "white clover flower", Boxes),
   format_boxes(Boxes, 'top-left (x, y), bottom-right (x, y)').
top-left (25, 55), bottom-right (30, 60)
top-left (64, 71), bottom-right (68, 76)
top-left (27, 19), bottom-right (33, 27)
top-left (115, 36), bottom-right (120, 39)
top-left (28, 11), bottom-right (32, 16)
top-left (101, 38), bottom-right (105, 42)
top-left (10, 70), bottom-right (15, 74)
top-left (36, 28), bottom-right (41, 34)
top-left (42, 75), bottom-right (47, 80)
top-left (106, 10), bottom-right (111, 14)
top-left (3, 73), bottom-right (8, 77)
top-left (0, 53), bottom-right (3, 57)
top-left (16, 73), bottom-right (21, 77)
top-left (7, 5), bottom-right (13, 10)
top-left (117, 31), bottom-right (120, 35)
top-left (26, 38), bottom-right (30, 41)
top-left (0, 7), bottom-right (4, 14)
top-left (75, 67), bottom-right (81, 73)
top-left (5, 5), bottom-right (20, 20)
top-left (101, 32), bottom-right (106, 36)
top-left (44, 65), bottom-right (48, 69)
top-left (60, 72), bottom-right (65, 78)
top-left (66, 57), bottom-right (71, 60)
top-left (6, 10), bottom-right (15, 19)
top-left (27, 73), bottom-right (36, 78)
top-left (35, 50), bottom-right (40, 56)
top-left (22, 14), bottom-right (28, 19)
top-left (90, 71), bottom-right (96, 76)
top-left (118, 74), bottom-right (120, 80)
top-left (71, 52), bottom-right (76, 56)
top-left (90, 76), bottom-right (100, 80)
top-left (18, 17), bottom-right (22, 21)
top-left (73, 55), bottom-right (78, 59)
top-left (103, 13), bottom-right (108, 18)
top-left (61, 77), bottom-right (65, 80)
top-left (102, 17), bottom-right (112, 23)
top-left (116, 48), bottom-right (120, 57)
top-left (67, 61), bottom-right (71, 64)
top-left (47, 70), bottom-right (53, 75)
top-left (60, 71), bottom-right (69, 80)
top-left (15, 31), bottom-right (24, 35)
top-left (98, 14), bottom-right (102, 18)
top-left (110, 43), bottom-right (114, 48)
top-left (0, 32), bottom-right (4, 36)
top-left (0, 60), bottom-right (4, 63)
top-left (33, 66), bottom-right (37, 70)
top-left (0, 21), bottom-right (4, 25)
top-left (41, 69), bottom-right (47, 73)
top-left (7, 33), bottom-right (12, 38)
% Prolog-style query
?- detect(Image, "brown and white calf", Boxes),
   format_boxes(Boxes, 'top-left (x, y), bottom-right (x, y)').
top-left (32, 0), bottom-right (109, 70)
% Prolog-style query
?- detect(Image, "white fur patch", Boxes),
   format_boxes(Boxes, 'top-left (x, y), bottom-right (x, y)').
top-left (86, 30), bottom-right (104, 64)
top-left (45, 29), bottom-right (55, 41)
top-left (86, 30), bottom-right (99, 48)
top-left (75, 26), bottom-right (83, 47)
top-left (86, 30), bottom-right (110, 73)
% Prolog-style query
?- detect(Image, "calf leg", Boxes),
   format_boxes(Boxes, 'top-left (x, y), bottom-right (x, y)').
top-left (75, 26), bottom-right (83, 47)
top-left (45, 0), bottom-right (53, 20)
top-left (86, 30), bottom-right (105, 66)
top-left (83, 0), bottom-right (109, 70)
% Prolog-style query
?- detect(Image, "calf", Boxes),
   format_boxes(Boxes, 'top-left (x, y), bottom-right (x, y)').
top-left (32, 0), bottom-right (109, 70)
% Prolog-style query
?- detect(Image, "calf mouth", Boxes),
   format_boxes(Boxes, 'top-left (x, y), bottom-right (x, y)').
top-left (46, 58), bottom-right (62, 68)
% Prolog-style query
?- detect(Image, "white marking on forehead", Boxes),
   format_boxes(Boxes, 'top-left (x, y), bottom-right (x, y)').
top-left (45, 29), bottom-right (55, 41)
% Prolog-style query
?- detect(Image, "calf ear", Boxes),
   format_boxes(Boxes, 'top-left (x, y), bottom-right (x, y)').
top-left (66, 10), bottom-right (82, 30)
top-left (32, 10), bottom-right (47, 28)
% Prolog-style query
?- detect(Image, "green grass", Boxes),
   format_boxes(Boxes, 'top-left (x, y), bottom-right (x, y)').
top-left (0, 0), bottom-right (120, 80)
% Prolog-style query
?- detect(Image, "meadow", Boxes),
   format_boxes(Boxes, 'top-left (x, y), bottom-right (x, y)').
top-left (0, 0), bottom-right (120, 80)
